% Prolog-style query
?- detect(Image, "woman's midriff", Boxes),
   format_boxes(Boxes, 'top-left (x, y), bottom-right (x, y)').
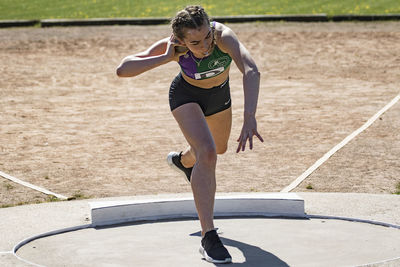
top-left (181, 65), bottom-right (230, 89)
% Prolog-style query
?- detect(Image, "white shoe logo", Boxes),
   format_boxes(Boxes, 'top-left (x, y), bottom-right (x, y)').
top-left (225, 99), bottom-right (231, 105)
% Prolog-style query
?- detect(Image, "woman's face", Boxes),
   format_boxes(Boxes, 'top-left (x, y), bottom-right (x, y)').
top-left (180, 22), bottom-right (213, 57)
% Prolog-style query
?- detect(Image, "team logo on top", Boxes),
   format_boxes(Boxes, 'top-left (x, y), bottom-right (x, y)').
top-left (208, 56), bottom-right (230, 69)
top-left (194, 67), bottom-right (224, 80)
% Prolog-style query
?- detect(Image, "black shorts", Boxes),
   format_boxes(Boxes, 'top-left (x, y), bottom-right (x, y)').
top-left (169, 73), bottom-right (231, 116)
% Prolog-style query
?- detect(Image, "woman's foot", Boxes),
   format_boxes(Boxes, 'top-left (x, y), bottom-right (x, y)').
top-left (167, 151), bottom-right (192, 183)
top-left (199, 230), bottom-right (232, 264)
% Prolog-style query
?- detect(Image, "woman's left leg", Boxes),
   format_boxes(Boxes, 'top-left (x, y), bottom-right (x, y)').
top-left (180, 107), bottom-right (232, 168)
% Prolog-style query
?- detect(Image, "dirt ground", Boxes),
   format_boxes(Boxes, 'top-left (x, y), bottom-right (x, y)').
top-left (0, 22), bottom-right (399, 207)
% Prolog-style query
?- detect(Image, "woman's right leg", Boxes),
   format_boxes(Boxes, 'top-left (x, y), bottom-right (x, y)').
top-left (172, 102), bottom-right (232, 263)
top-left (172, 102), bottom-right (217, 235)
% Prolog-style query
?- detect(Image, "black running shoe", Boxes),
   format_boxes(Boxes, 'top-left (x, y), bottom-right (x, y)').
top-left (167, 151), bottom-right (192, 183)
top-left (199, 230), bottom-right (232, 264)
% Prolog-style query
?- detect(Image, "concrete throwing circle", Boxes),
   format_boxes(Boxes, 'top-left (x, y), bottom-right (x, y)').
top-left (16, 217), bottom-right (400, 267)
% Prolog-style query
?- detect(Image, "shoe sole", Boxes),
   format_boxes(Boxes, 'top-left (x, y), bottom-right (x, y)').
top-left (199, 246), bottom-right (232, 264)
top-left (166, 152), bottom-right (190, 184)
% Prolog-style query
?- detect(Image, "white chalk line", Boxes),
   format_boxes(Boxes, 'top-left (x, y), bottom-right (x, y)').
top-left (0, 170), bottom-right (68, 200)
top-left (9, 214), bottom-right (400, 267)
top-left (281, 93), bottom-right (400, 193)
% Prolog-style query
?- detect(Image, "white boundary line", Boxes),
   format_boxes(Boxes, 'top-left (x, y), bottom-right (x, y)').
top-left (13, 224), bottom-right (92, 267)
top-left (281, 93), bottom-right (400, 193)
top-left (0, 170), bottom-right (68, 200)
top-left (10, 213), bottom-right (400, 267)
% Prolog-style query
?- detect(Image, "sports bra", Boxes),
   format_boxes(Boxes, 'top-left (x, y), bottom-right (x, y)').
top-left (178, 21), bottom-right (232, 80)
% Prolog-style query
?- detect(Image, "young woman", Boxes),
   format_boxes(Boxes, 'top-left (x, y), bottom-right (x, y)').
top-left (116, 5), bottom-right (263, 264)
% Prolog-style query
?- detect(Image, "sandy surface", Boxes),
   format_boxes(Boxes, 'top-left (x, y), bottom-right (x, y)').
top-left (0, 22), bottom-right (399, 207)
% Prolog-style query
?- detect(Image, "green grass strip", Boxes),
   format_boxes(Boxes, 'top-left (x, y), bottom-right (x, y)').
top-left (1, 0), bottom-right (400, 20)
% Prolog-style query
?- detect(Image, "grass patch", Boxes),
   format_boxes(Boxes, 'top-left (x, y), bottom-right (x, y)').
top-left (1, 204), bottom-right (15, 208)
top-left (0, 190), bottom-right (92, 208)
top-left (1, 201), bottom-right (30, 208)
top-left (395, 182), bottom-right (400, 195)
top-left (67, 191), bottom-right (91, 200)
top-left (0, 195), bottom-right (66, 208)
top-left (3, 183), bottom-right (14, 190)
top-left (47, 195), bottom-right (62, 202)
top-left (306, 184), bottom-right (314, 190)
top-left (1, 0), bottom-right (400, 20)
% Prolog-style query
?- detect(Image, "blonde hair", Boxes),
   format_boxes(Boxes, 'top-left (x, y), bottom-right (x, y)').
top-left (171, 5), bottom-right (210, 40)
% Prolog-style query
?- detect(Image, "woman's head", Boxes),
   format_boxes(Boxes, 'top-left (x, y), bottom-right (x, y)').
top-left (171, 5), bottom-right (213, 56)
top-left (171, 5), bottom-right (210, 40)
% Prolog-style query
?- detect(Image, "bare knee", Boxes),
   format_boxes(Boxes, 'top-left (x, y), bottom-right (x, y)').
top-left (196, 144), bottom-right (217, 165)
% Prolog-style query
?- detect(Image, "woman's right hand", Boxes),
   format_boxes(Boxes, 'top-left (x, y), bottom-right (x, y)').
top-left (166, 34), bottom-right (188, 61)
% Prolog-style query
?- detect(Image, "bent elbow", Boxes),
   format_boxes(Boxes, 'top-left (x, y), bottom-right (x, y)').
top-left (116, 65), bottom-right (127, 77)
top-left (116, 67), bottom-right (122, 77)
top-left (116, 67), bottom-right (134, 78)
top-left (116, 60), bottom-right (141, 78)
top-left (116, 57), bottom-right (134, 77)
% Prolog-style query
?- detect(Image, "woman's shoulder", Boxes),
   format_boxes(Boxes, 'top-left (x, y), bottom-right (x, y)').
top-left (212, 22), bottom-right (237, 53)
top-left (212, 21), bottom-right (227, 38)
top-left (213, 22), bottom-right (237, 41)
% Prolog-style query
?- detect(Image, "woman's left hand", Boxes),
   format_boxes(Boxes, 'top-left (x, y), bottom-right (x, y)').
top-left (236, 114), bottom-right (264, 153)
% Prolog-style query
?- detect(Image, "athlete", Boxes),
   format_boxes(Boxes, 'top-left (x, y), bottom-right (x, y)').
top-left (116, 5), bottom-right (263, 264)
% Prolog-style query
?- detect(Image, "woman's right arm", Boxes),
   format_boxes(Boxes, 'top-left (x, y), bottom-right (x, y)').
top-left (116, 37), bottom-right (175, 77)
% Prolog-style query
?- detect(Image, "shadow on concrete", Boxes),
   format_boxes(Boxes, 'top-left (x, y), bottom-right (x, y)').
top-left (190, 231), bottom-right (289, 266)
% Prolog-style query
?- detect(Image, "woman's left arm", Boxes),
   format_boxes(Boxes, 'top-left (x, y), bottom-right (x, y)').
top-left (218, 26), bottom-right (264, 153)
